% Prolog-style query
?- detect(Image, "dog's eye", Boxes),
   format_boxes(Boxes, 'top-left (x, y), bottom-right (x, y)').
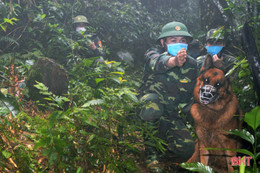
top-left (215, 82), bottom-right (222, 88)
top-left (204, 78), bottom-right (209, 84)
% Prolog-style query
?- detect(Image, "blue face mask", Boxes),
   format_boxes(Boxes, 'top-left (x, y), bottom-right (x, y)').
top-left (167, 43), bottom-right (188, 56)
top-left (206, 46), bottom-right (224, 55)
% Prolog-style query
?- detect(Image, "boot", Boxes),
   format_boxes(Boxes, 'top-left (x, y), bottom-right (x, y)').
top-left (145, 146), bottom-right (162, 172)
top-left (144, 121), bottom-right (162, 173)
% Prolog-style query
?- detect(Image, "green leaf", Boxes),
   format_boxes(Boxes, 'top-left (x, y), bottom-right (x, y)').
top-left (84, 119), bottom-right (98, 128)
top-left (238, 70), bottom-right (247, 78)
top-left (0, 107), bottom-right (10, 115)
top-left (0, 92), bottom-right (19, 117)
top-left (227, 129), bottom-right (254, 144)
top-left (239, 157), bottom-right (246, 173)
top-left (34, 139), bottom-right (48, 149)
top-left (110, 71), bottom-right (124, 75)
top-left (180, 162), bottom-right (215, 173)
top-left (34, 81), bottom-right (52, 96)
top-left (87, 134), bottom-right (95, 143)
top-left (4, 18), bottom-right (13, 25)
top-left (77, 167), bottom-right (82, 173)
top-left (54, 96), bottom-right (70, 106)
top-left (49, 149), bottom-right (57, 166)
top-left (205, 148), bottom-right (254, 157)
top-left (96, 78), bottom-right (105, 84)
top-left (123, 88), bottom-right (139, 103)
top-left (81, 99), bottom-right (104, 107)
top-left (241, 63), bottom-right (249, 68)
top-left (43, 98), bottom-right (53, 101)
top-left (256, 152), bottom-right (260, 160)
top-left (11, 17), bottom-right (19, 21)
top-left (49, 111), bottom-right (62, 128)
top-left (110, 77), bottom-right (121, 84)
top-left (79, 130), bottom-right (87, 135)
top-left (41, 14), bottom-right (46, 19)
top-left (0, 24), bottom-right (6, 32)
top-left (2, 150), bottom-right (12, 159)
top-left (244, 106), bottom-right (260, 131)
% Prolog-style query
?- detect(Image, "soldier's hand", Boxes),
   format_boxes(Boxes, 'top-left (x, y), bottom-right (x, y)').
top-left (167, 48), bottom-right (187, 67)
top-left (175, 48), bottom-right (187, 67)
top-left (88, 42), bottom-right (97, 50)
top-left (212, 54), bottom-right (223, 68)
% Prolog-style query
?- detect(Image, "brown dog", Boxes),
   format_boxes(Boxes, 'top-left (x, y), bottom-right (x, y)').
top-left (188, 55), bottom-right (242, 173)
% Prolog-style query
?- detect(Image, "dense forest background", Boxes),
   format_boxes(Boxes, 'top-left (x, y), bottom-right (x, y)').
top-left (0, 0), bottom-right (259, 172)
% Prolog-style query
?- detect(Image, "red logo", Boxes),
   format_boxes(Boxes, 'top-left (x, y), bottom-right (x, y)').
top-left (175, 26), bottom-right (181, 31)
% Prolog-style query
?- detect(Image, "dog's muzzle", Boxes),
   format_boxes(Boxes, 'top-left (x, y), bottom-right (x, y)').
top-left (199, 85), bottom-right (218, 105)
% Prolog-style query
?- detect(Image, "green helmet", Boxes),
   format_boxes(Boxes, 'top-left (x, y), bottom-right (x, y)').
top-left (206, 28), bottom-right (224, 42)
top-left (157, 21), bottom-right (193, 42)
top-left (73, 15), bottom-right (89, 24)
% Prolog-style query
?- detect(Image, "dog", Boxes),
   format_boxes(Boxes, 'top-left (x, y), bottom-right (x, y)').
top-left (187, 55), bottom-right (242, 173)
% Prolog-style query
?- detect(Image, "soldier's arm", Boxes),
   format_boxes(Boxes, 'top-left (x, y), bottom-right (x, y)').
top-left (188, 58), bottom-right (199, 102)
top-left (196, 55), bottom-right (205, 71)
top-left (90, 35), bottom-right (105, 58)
top-left (93, 46), bottom-right (105, 57)
top-left (144, 48), bottom-right (173, 73)
top-left (223, 54), bottom-right (238, 81)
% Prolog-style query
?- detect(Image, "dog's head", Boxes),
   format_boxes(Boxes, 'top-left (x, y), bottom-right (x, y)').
top-left (194, 55), bottom-right (231, 105)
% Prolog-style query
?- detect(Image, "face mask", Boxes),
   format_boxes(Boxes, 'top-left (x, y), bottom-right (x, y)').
top-left (76, 27), bottom-right (86, 33)
top-left (167, 43), bottom-right (188, 56)
top-left (206, 46), bottom-right (224, 55)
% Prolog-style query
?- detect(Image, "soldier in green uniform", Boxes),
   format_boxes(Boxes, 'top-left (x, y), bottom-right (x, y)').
top-left (70, 15), bottom-right (105, 64)
top-left (196, 28), bottom-right (237, 75)
top-left (139, 21), bottom-right (199, 172)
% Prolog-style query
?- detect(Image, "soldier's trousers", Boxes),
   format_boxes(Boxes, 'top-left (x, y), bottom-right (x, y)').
top-left (139, 93), bottom-right (195, 162)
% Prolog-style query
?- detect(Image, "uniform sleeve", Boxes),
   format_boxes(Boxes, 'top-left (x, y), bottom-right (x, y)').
top-left (93, 47), bottom-right (105, 57)
top-left (223, 54), bottom-right (236, 71)
top-left (222, 54), bottom-right (238, 81)
top-left (196, 55), bottom-right (205, 71)
top-left (92, 35), bottom-right (105, 58)
top-left (188, 57), bottom-right (199, 98)
top-left (144, 48), bottom-right (172, 73)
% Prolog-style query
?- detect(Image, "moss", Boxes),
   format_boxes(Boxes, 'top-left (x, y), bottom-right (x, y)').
top-left (26, 57), bottom-right (69, 101)
top-left (26, 67), bottom-right (44, 101)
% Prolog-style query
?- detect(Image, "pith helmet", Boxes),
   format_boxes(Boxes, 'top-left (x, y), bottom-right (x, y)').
top-left (206, 28), bottom-right (224, 41)
top-left (157, 21), bottom-right (193, 42)
top-left (73, 15), bottom-right (89, 24)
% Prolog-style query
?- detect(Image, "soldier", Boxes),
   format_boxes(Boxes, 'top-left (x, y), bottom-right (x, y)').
top-left (196, 28), bottom-right (237, 74)
top-left (71, 15), bottom-right (105, 64)
top-left (187, 39), bottom-right (203, 59)
top-left (139, 21), bottom-right (199, 172)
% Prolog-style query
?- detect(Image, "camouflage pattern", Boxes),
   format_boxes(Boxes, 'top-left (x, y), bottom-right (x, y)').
top-left (71, 31), bottom-right (105, 61)
top-left (197, 53), bottom-right (237, 73)
top-left (73, 15), bottom-right (89, 24)
top-left (157, 21), bottom-right (193, 42)
top-left (139, 47), bottom-right (199, 162)
top-left (206, 28), bottom-right (224, 42)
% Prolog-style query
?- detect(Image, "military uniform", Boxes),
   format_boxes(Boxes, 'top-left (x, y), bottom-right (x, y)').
top-left (197, 28), bottom-right (237, 79)
top-left (72, 32), bottom-right (105, 58)
top-left (139, 22), bottom-right (199, 172)
top-left (139, 47), bottom-right (198, 158)
top-left (70, 15), bottom-right (105, 64)
top-left (197, 53), bottom-right (236, 72)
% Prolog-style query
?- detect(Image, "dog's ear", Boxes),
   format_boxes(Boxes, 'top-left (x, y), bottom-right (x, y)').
top-left (200, 54), bottom-right (214, 73)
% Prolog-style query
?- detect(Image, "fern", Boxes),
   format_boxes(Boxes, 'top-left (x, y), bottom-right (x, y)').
top-left (0, 36), bottom-right (19, 46)
top-left (180, 162), bottom-right (215, 173)
top-left (81, 99), bottom-right (104, 107)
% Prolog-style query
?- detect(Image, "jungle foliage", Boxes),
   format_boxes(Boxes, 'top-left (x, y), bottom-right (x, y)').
top-left (0, 0), bottom-right (259, 172)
